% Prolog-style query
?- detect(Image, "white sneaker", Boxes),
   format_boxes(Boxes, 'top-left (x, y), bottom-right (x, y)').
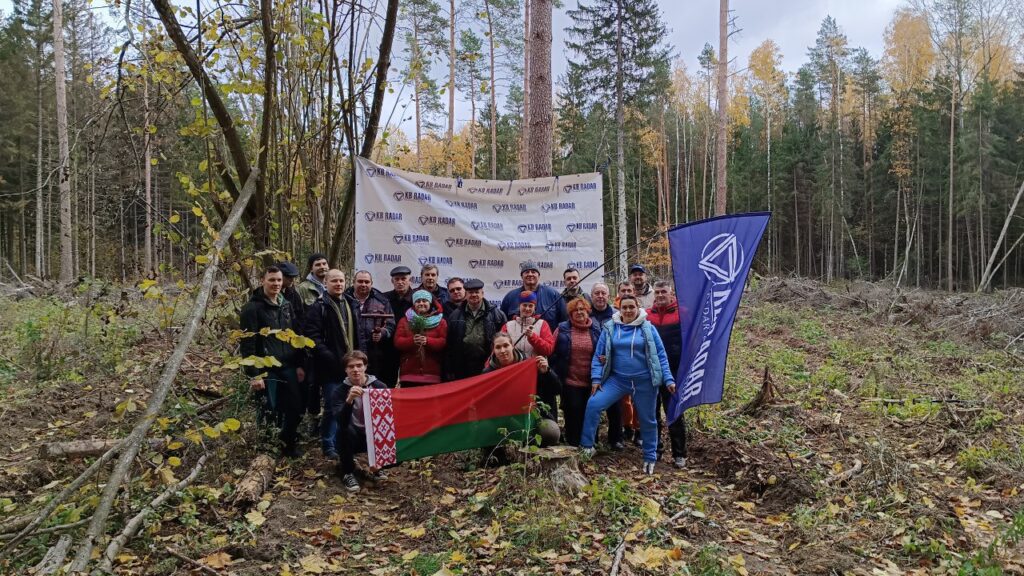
top-left (642, 461), bottom-right (655, 475)
top-left (673, 457), bottom-right (687, 469)
top-left (580, 447), bottom-right (595, 458)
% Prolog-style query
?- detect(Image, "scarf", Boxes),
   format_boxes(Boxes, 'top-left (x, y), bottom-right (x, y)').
top-left (405, 307), bottom-right (443, 330)
top-left (305, 272), bottom-right (326, 295)
top-left (325, 294), bottom-right (355, 351)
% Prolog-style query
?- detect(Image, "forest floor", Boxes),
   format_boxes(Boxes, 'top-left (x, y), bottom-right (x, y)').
top-left (2, 277), bottom-right (1024, 575)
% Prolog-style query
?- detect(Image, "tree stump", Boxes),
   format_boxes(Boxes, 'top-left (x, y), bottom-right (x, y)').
top-left (518, 446), bottom-right (588, 496)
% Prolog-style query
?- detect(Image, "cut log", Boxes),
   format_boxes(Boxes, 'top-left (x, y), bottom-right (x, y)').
top-left (39, 439), bottom-right (163, 460)
top-left (232, 454), bottom-right (277, 506)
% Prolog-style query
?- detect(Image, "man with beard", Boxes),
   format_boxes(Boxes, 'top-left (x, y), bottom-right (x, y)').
top-left (304, 269), bottom-right (364, 460)
top-left (298, 253), bottom-right (331, 306)
top-left (646, 280), bottom-right (686, 468)
top-left (561, 267), bottom-right (591, 305)
top-left (444, 279), bottom-right (507, 380)
top-left (345, 270), bottom-right (395, 385)
top-left (629, 264), bottom-right (655, 309)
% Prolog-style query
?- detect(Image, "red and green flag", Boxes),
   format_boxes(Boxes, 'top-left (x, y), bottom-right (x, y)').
top-left (363, 360), bottom-right (538, 468)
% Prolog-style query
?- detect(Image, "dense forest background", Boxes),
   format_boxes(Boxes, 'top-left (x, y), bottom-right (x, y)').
top-left (0, 0), bottom-right (1022, 291)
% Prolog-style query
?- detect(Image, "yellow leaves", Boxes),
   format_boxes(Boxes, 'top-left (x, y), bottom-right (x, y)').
top-left (625, 546), bottom-right (680, 570)
top-left (431, 568), bottom-right (456, 576)
top-left (449, 550), bottom-right (467, 564)
top-left (401, 550), bottom-right (419, 562)
top-left (169, 213), bottom-right (181, 224)
top-left (223, 418), bottom-right (241, 432)
top-left (112, 398), bottom-right (137, 421)
top-left (734, 501), bottom-right (756, 514)
top-left (191, 206), bottom-right (204, 217)
top-left (167, 440), bottom-right (184, 450)
top-left (727, 553), bottom-right (749, 576)
top-left (298, 553), bottom-right (330, 574)
top-left (138, 279), bottom-right (157, 292)
top-left (195, 254), bottom-right (210, 265)
top-left (167, 456), bottom-right (182, 467)
top-left (640, 497), bottom-right (662, 521)
top-left (400, 525), bottom-right (426, 538)
top-left (245, 509), bottom-right (267, 526)
top-left (201, 425), bottom-right (221, 439)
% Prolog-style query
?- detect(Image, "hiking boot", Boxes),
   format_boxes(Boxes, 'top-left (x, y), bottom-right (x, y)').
top-left (642, 461), bottom-right (656, 475)
top-left (674, 457), bottom-right (687, 469)
top-left (342, 473), bottom-right (360, 492)
top-left (282, 444), bottom-right (302, 459)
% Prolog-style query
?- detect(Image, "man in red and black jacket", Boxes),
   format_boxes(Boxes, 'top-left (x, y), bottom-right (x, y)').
top-left (646, 280), bottom-right (687, 468)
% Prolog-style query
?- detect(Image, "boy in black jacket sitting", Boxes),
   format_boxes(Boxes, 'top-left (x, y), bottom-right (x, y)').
top-left (331, 351), bottom-right (388, 492)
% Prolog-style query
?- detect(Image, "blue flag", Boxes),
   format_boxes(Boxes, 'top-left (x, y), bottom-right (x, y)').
top-left (667, 212), bottom-right (770, 422)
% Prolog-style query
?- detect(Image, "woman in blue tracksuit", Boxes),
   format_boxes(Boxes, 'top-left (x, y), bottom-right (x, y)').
top-left (580, 295), bottom-right (676, 474)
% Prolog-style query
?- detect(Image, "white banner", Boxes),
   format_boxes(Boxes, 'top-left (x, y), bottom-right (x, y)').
top-left (354, 158), bottom-right (605, 298)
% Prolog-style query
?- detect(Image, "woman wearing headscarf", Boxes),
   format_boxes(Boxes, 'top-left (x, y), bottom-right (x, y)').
top-left (580, 295), bottom-right (676, 474)
top-left (393, 289), bottom-right (448, 387)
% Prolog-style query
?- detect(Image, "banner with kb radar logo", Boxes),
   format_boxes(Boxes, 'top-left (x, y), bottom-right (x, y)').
top-left (666, 212), bottom-right (770, 421)
top-left (355, 157), bottom-right (605, 295)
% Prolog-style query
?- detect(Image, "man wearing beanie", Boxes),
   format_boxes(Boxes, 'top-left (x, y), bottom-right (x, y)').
top-left (500, 261), bottom-right (567, 331)
top-left (298, 253), bottom-right (331, 306)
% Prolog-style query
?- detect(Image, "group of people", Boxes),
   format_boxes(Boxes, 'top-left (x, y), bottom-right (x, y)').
top-left (239, 254), bottom-right (688, 489)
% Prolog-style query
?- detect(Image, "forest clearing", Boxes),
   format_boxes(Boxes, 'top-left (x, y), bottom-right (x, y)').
top-left (1, 278), bottom-right (1023, 575)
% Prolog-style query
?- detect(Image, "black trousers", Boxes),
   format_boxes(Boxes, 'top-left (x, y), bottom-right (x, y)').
top-left (561, 385), bottom-right (622, 446)
top-left (257, 366), bottom-right (303, 451)
top-left (656, 387), bottom-right (687, 459)
top-left (336, 415), bottom-right (367, 475)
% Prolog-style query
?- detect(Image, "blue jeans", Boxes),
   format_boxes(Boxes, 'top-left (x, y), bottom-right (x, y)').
top-left (320, 380), bottom-right (343, 454)
top-left (581, 375), bottom-right (659, 462)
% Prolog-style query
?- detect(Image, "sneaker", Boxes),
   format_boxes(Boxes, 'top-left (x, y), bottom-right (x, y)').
top-left (674, 457), bottom-right (687, 469)
top-left (369, 468), bottom-right (389, 481)
top-left (611, 442), bottom-right (625, 451)
top-left (642, 461), bottom-right (655, 475)
top-left (324, 449), bottom-right (340, 462)
top-left (580, 447), bottom-right (595, 459)
top-left (341, 473), bottom-right (360, 492)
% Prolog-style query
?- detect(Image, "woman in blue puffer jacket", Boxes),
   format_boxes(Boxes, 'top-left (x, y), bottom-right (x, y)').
top-left (579, 295), bottom-right (676, 474)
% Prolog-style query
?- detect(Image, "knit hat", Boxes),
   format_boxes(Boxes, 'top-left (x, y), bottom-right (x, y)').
top-left (306, 252), bottom-right (328, 270)
top-left (518, 290), bottom-right (537, 304)
top-left (412, 289), bottom-right (433, 303)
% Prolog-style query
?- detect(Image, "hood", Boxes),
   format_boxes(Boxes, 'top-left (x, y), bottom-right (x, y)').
top-left (651, 299), bottom-right (678, 314)
top-left (612, 308), bottom-right (648, 327)
top-left (343, 374), bottom-right (379, 388)
top-left (485, 348), bottom-right (528, 372)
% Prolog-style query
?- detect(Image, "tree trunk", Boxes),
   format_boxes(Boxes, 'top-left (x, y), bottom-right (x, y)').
top-left (714, 0), bottom-right (728, 216)
top-left (35, 21), bottom-right (45, 279)
top-left (484, 0), bottom-right (497, 178)
top-left (521, 0), bottom-right (531, 178)
top-left (53, 0), bottom-right (73, 284)
top-left (526, 0), bottom-right (551, 178)
top-left (614, 0), bottom-right (627, 277)
top-left (947, 88), bottom-right (956, 291)
top-left (447, 0), bottom-right (456, 176)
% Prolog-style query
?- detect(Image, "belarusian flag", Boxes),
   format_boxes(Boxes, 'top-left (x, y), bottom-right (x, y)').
top-left (363, 359), bottom-right (538, 468)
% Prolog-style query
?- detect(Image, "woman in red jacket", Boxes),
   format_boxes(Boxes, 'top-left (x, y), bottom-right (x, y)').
top-left (394, 290), bottom-right (448, 387)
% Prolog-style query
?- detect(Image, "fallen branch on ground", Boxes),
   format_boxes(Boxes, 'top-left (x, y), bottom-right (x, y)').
top-left (828, 459), bottom-right (863, 484)
top-left (95, 455), bottom-right (208, 574)
top-left (33, 534), bottom-right (72, 576)
top-left (165, 545), bottom-right (221, 575)
top-left (39, 438), bottom-right (163, 459)
top-left (0, 517), bottom-right (90, 541)
top-left (63, 170), bottom-right (257, 573)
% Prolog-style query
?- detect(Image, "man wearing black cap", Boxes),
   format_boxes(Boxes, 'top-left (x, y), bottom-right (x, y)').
top-left (298, 253), bottom-right (331, 306)
top-left (445, 279), bottom-right (507, 380)
top-left (500, 261), bottom-right (567, 331)
top-left (629, 264), bottom-right (655, 309)
top-left (275, 261), bottom-right (306, 331)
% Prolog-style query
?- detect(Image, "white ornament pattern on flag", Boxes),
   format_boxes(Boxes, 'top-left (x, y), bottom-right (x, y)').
top-left (368, 388), bottom-right (397, 466)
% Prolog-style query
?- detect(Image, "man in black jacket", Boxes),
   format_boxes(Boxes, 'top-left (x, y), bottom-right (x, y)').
top-left (239, 266), bottom-right (304, 457)
top-left (345, 270), bottom-right (395, 385)
top-left (304, 269), bottom-right (364, 460)
top-left (444, 279), bottom-right (507, 381)
top-left (275, 261), bottom-right (306, 330)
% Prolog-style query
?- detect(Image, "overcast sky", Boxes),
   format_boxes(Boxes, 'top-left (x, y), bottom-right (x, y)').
top-left (2, 0), bottom-right (906, 132)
